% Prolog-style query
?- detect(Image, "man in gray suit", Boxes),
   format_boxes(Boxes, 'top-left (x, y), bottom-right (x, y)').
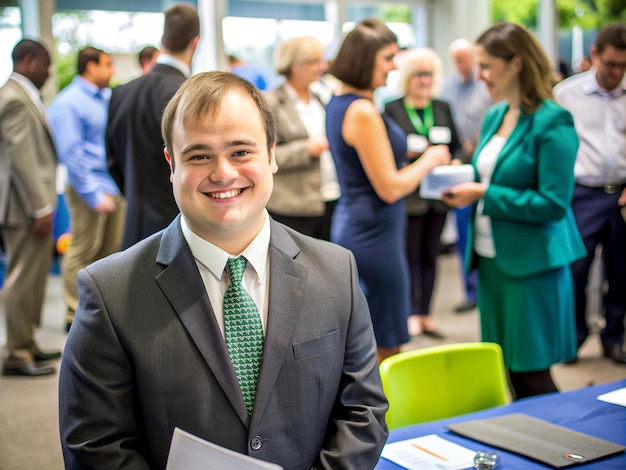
top-left (59, 72), bottom-right (388, 469)
top-left (0, 39), bottom-right (60, 377)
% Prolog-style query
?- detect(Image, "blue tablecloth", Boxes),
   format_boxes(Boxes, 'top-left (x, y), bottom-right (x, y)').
top-left (376, 379), bottom-right (626, 469)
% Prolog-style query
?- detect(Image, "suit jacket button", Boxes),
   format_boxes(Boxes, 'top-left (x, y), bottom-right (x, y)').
top-left (250, 436), bottom-right (262, 451)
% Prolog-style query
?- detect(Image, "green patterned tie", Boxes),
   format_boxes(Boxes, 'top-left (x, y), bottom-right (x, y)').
top-left (224, 257), bottom-right (264, 414)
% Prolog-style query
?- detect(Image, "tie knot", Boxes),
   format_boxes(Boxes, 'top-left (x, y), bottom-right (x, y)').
top-left (227, 257), bottom-right (247, 284)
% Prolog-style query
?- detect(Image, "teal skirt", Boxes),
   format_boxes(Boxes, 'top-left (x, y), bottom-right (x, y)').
top-left (477, 257), bottom-right (577, 372)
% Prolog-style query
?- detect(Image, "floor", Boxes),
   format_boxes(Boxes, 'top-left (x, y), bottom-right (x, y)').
top-left (0, 251), bottom-right (624, 470)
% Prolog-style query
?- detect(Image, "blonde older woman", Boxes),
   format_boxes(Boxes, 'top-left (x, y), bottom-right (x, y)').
top-left (264, 36), bottom-right (339, 240)
top-left (384, 47), bottom-right (462, 338)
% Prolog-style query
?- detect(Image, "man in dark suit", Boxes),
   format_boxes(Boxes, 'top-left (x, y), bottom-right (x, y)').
top-left (0, 39), bottom-right (60, 376)
top-left (106, 3), bottom-right (199, 249)
top-left (59, 71), bottom-right (388, 469)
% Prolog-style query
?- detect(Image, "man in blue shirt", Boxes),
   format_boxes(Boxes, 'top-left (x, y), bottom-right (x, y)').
top-left (228, 54), bottom-right (272, 90)
top-left (49, 47), bottom-right (125, 331)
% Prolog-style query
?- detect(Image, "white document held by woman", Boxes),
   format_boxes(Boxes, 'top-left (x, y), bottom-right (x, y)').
top-left (419, 164), bottom-right (475, 200)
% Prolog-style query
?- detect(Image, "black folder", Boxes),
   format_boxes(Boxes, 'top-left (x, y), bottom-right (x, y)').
top-left (446, 413), bottom-right (625, 468)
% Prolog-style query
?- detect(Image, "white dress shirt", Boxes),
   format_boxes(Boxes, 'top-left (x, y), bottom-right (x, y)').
top-left (554, 69), bottom-right (626, 187)
top-left (284, 83), bottom-right (340, 202)
top-left (180, 214), bottom-right (271, 337)
top-left (156, 53), bottom-right (191, 78)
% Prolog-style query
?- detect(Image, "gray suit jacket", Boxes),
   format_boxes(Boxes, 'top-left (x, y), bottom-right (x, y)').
top-left (59, 216), bottom-right (388, 470)
top-left (0, 78), bottom-right (57, 227)
top-left (264, 85), bottom-right (324, 217)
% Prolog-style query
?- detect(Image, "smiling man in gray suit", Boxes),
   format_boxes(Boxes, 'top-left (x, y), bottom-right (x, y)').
top-left (0, 39), bottom-right (60, 377)
top-left (59, 71), bottom-right (388, 469)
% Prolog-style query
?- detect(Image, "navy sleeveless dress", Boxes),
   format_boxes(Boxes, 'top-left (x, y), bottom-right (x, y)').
top-left (326, 94), bottom-right (410, 348)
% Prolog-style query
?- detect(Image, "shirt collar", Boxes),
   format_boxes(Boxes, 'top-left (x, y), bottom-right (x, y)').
top-left (454, 71), bottom-right (477, 85)
top-left (74, 75), bottom-right (110, 99)
top-left (582, 68), bottom-right (626, 98)
top-left (10, 72), bottom-right (42, 105)
top-left (156, 53), bottom-right (191, 78)
top-left (284, 82), bottom-right (309, 104)
top-left (180, 212), bottom-right (271, 285)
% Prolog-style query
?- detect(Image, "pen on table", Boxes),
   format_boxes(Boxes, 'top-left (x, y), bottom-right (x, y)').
top-left (411, 443), bottom-right (449, 461)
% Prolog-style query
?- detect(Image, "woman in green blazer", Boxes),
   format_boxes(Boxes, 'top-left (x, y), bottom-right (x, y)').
top-left (442, 23), bottom-right (586, 399)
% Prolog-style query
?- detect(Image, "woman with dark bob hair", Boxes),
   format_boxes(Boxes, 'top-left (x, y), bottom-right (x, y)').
top-left (326, 19), bottom-right (450, 363)
top-left (443, 22), bottom-right (586, 399)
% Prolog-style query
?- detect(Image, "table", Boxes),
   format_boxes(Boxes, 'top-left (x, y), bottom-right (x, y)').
top-left (375, 379), bottom-right (626, 469)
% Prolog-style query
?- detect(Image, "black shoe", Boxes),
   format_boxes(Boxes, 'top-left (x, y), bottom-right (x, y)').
top-left (454, 300), bottom-right (477, 313)
top-left (422, 329), bottom-right (445, 340)
top-left (34, 350), bottom-right (62, 362)
top-left (603, 344), bottom-right (626, 365)
top-left (2, 363), bottom-right (56, 377)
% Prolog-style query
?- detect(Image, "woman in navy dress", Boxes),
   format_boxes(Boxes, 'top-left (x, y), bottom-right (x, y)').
top-left (326, 19), bottom-right (450, 363)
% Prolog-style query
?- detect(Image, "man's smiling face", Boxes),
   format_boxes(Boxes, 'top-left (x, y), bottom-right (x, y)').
top-left (165, 87), bottom-right (277, 252)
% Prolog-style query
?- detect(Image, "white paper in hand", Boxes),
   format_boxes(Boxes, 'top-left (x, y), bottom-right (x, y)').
top-left (420, 165), bottom-right (475, 200)
top-left (166, 427), bottom-right (283, 470)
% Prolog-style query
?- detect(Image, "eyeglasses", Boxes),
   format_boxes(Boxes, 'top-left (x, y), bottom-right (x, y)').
top-left (599, 58), bottom-right (626, 71)
top-left (413, 71), bottom-right (434, 79)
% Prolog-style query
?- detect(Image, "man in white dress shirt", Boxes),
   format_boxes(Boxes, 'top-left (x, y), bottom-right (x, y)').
top-left (554, 23), bottom-right (626, 364)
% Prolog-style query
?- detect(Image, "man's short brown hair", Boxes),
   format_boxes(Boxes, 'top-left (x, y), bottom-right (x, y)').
top-left (595, 22), bottom-right (626, 55)
top-left (161, 3), bottom-right (200, 53)
top-left (161, 71), bottom-right (277, 166)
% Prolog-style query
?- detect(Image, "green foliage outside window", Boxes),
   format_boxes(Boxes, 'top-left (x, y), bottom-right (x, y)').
top-left (492, 0), bottom-right (626, 28)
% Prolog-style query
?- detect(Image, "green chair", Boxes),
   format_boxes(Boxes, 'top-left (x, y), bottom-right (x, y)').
top-left (379, 342), bottom-right (509, 430)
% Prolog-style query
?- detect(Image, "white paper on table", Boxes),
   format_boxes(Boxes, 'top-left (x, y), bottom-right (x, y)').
top-left (419, 165), bottom-right (475, 200)
top-left (597, 387), bottom-right (626, 407)
top-left (166, 427), bottom-right (283, 470)
top-left (381, 434), bottom-right (476, 470)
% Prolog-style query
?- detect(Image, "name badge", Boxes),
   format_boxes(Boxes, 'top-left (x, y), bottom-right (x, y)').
top-left (407, 134), bottom-right (429, 153)
top-left (429, 126), bottom-right (451, 144)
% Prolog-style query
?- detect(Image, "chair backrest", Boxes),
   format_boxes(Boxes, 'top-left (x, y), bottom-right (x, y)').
top-left (379, 342), bottom-right (509, 430)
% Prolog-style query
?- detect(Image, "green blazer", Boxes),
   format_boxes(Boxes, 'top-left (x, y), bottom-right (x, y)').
top-left (468, 99), bottom-right (586, 278)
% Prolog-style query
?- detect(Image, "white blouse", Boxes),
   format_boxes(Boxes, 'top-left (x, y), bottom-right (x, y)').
top-left (474, 135), bottom-right (507, 258)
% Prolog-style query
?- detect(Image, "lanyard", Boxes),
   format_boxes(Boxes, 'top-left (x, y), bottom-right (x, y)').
top-left (403, 99), bottom-right (434, 136)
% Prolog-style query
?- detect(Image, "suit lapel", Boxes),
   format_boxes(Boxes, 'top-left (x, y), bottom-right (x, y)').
top-left (491, 112), bottom-right (532, 180)
top-left (473, 102), bottom-right (533, 181)
top-left (388, 100), bottom-right (415, 135)
top-left (9, 80), bottom-right (55, 147)
top-left (276, 86), bottom-right (308, 136)
top-left (250, 221), bottom-right (307, 429)
top-left (474, 102), bottom-right (506, 159)
top-left (155, 218), bottom-right (250, 425)
top-left (155, 219), bottom-right (310, 428)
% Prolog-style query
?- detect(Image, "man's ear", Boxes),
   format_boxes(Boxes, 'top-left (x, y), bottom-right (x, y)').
top-left (164, 147), bottom-right (174, 183)
top-left (269, 143), bottom-right (278, 174)
top-left (590, 45), bottom-right (598, 64)
top-left (189, 36), bottom-right (200, 55)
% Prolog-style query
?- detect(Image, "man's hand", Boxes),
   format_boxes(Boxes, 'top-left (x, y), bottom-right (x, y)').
top-left (306, 135), bottom-right (329, 158)
top-left (94, 194), bottom-right (117, 214)
top-left (31, 213), bottom-right (54, 238)
top-left (618, 187), bottom-right (626, 207)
